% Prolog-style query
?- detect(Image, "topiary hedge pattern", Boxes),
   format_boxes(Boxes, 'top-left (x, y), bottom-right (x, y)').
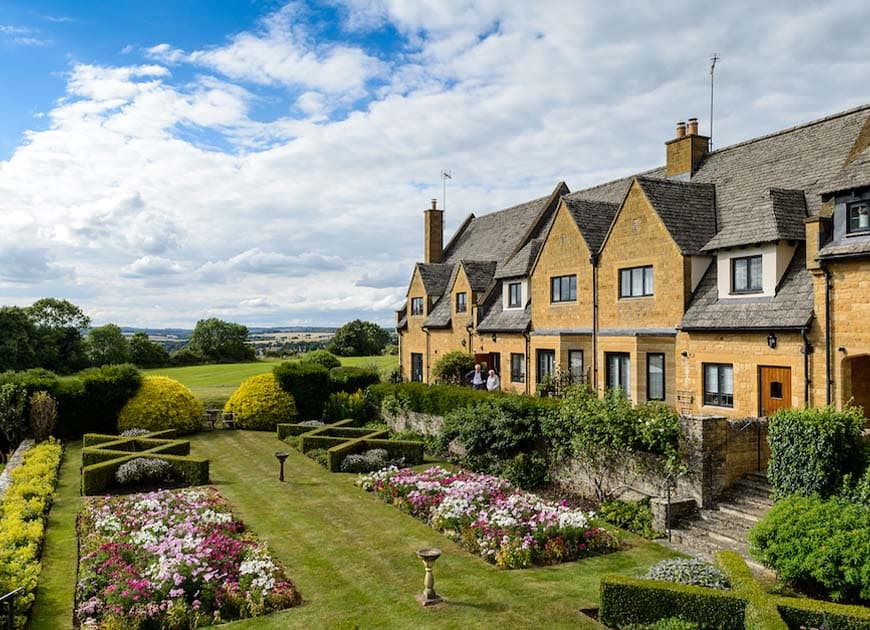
top-left (223, 373), bottom-right (297, 430)
top-left (715, 550), bottom-right (787, 630)
top-left (767, 405), bottom-right (865, 499)
top-left (117, 376), bottom-right (203, 434)
top-left (0, 439), bottom-right (63, 629)
top-left (776, 596), bottom-right (870, 630)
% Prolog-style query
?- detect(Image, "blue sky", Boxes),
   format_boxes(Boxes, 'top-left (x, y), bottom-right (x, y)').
top-left (0, 1), bottom-right (868, 328)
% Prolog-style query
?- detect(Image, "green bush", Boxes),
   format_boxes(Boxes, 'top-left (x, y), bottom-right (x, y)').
top-left (767, 405), bottom-right (865, 498)
top-left (621, 619), bottom-right (701, 630)
top-left (223, 373), bottom-right (297, 430)
top-left (328, 366), bottom-right (380, 393)
top-left (52, 363), bottom-right (142, 437)
top-left (599, 574), bottom-right (746, 630)
top-left (369, 382), bottom-right (556, 417)
top-left (598, 498), bottom-right (663, 539)
top-left (431, 350), bottom-right (476, 385)
top-left (501, 452), bottom-right (549, 490)
top-left (775, 596), bottom-right (870, 630)
top-left (322, 390), bottom-right (370, 422)
top-left (749, 494), bottom-right (870, 603)
top-left (714, 550), bottom-right (788, 630)
top-left (117, 376), bottom-right (203, 434)
top-left (644, 559), bottom-right (730, 590)
top-left (273, 362), bottom-right (331, 421)
top-left (0, 383), bottom-right (27, 450)
top-left (300, 349), bottom-right (341, 370)
top-left (0, 439), bottom-right (63, 629)
top-left (115, 457), bottom-right (173, 486)
top-left (841, 462), bottom-right (870, 504)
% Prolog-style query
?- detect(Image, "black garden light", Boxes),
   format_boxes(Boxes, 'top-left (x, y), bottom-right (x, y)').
top-left (275, 451), bottom-right (289, 482)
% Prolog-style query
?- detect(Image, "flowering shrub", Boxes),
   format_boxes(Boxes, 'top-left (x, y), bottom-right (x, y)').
top-left (340, 448), bottom-right (391, 473)
top-left (644, 558), bottom-right (731, 590)
top-left (118, 376), bottom-right (203, 434)
top-left (76, 487), bottom-right (301, 627)
top-left (356, 466), bottom-right (617, 569)
top-left (115, 457), bottom-right (173, 486)
top-left (119, 428), bottom-right (152, 437)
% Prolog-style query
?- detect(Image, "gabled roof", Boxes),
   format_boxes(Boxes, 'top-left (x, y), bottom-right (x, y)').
top-left (822, 113), bottom-right (870, 196)
top-left (701, 188), bottom-right (807, 251)
top-left (460, 260), bottom-right (498, 293)
top-left (414, 263), bottom-right (452, 296)
top-left (634, 177), bottom-right (718, 255)
top-left (495, 239), bottom-right (543, 279)
top-left (562, 198), bottom-right (620, 255)
top-left (679, 245), bottom-right (813, 330)
top-left (423, 294), bottom-right (454, 329)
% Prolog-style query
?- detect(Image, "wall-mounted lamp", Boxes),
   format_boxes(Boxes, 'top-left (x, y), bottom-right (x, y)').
top-left (491, 333), bottom-right (497, 343)
top-left (767, 333), bottom-right (777, 349)
top-left (838, 346), bottom-right (847, 354)
top-left (460, 338), bottom-right (466, 347)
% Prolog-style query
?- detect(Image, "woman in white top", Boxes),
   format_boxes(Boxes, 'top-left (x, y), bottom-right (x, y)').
top-left (486, 369), bottom-right (500, 391)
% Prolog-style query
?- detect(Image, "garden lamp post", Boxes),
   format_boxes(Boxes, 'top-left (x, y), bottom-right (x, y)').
top-left (275, 452), bottom-right (289, 482)
top-left (415, 547), bottom-right (444, 606)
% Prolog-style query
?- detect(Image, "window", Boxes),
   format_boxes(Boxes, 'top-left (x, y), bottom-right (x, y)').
top-left (569, 350), bottom-right (584, 383)
top-left (619, 266), bottom-right (653, 297)
top-left (508, 282), bottom-right (522, 308)
top-left (769, 381), bottom-right (783, 399)
top-left (551, 275), bottom-right (576, 302)
top-left (731, 255), bottom-right (762, 293)
top-left (703, 363), bottom-right (734, 407)
top-left (411, 353), bottom-right (423, 382)
top-left (510, 353), bottom-right (525, 383)
top-left (847, 201), bottom-right (870, 234)
top-left (537, 350), bottom-right (555, 383)
top-left (606, 352), bottom-right (631, 398)
top-left (647, 353), bottom-right (665, 401)
top-left (411, 297), bottom-right (424, 316)
top-left (456, 292), bottom-right (467, 313)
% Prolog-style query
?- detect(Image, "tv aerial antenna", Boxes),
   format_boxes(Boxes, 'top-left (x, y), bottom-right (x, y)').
top-left (709, 53), bottom-right (720, 150)
top-left (440, 170), bottom-right (452, 211)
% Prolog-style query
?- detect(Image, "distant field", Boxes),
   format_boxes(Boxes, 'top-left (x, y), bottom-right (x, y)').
top-left (143, 355), bottom-right (397, 406)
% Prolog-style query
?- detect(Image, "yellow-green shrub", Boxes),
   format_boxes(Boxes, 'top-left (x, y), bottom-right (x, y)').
top-left (0, 439), bottom-right (63, 629)
top-left (117, 376), bottom-right (203, 434)
top-left (223, 373), bottom-right (297, 430)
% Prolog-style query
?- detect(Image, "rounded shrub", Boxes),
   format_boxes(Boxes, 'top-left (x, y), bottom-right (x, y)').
top-left (300, 350), bottom-right (341, 370)
top-left (117, 376), bottom-right (203, 434)
top-left (223, 373), bottom-right (297, 430)
top-left (115, 457), bottom-right (172, 486)
top-left (644, 558), bottom-right (731, 590)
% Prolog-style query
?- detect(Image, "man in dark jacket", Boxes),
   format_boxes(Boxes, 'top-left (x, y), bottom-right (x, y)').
top-left (465, 363), bottom-right (485, 389)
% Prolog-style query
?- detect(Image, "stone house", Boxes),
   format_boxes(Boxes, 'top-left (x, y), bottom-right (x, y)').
top-left (397, 105), bottom-right (870, 419)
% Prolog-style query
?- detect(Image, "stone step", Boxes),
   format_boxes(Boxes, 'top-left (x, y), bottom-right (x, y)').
top-left (716, 502), bottom-right (766, 523)
top-left (745, 470), bottom-right (769, 484)
top-left (729, 477), bottom-right (774, 500)
top-left (698, 509), bottom-right (755, 535)
top-left (691, 517), bottom-right (750, 548)
top-left (718, 493), bottom-right (773, 514)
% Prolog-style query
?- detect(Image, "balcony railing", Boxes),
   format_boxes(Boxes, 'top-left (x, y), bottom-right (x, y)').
top-left (0, 588), bottom-right (22, 630)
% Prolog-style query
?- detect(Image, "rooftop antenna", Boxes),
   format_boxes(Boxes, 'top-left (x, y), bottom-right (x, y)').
top-left (440, 169), bottom-right (452, 211)
top-left (709, 52), bottom-right (720, 151)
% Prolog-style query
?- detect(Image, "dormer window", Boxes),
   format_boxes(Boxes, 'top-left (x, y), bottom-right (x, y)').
top-left (847, 201), bottom-right (870, 234)
top-left (732, 255), bottom-right (762, 293)
top-left (456, 292), bottom-right (467, 313)
top-left (411, 297), bottom-right (424, 316)
top-left (508, 282), bottom-right (522, 308)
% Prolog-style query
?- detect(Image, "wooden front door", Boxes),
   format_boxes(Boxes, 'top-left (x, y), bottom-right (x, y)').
top-left (759, 366), bottom-right (791, 417)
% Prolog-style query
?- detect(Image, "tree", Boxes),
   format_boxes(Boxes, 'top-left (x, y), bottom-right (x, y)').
top-left (0, 307), bottom-right (37, 372)
top-left (87, 324), bottom-right (132, 366)
top-left (26, 298), bottom-right (90, 374)
top-left (186, 318), bottom-right (254, 363)
top-left (327, 320), bottom-right (390, 356)
top-left (129, 332), bottom-right (171, 368)
top-left (27, 297), bottom-right (90, 333)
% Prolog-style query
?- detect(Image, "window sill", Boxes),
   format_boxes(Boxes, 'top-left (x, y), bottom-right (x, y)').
top-left (702, 402), bottom-right (734, 409)
top-left (618, 295), bottom-right (654, 300)
top-left (729, 290), bottom-right (762, 296)
top-left (549, 301), bottom-right (577, 305)
top-left (845, 230), bottom-right (870, 238)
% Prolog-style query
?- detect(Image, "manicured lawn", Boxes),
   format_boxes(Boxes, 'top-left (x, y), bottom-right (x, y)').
top-left (32, 431), bottom-right (678, 629)
top-left (143, 355), bottom-right (397, 406)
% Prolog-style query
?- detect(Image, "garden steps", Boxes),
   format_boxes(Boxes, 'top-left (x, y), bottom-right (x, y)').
top-left (664, 472), bottom-right (773, 573)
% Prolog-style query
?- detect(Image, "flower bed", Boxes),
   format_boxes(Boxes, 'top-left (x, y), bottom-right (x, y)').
top-left (76, 487), bottom-right (300, 628)
top-left (357, 466), bottom-right (617, 568)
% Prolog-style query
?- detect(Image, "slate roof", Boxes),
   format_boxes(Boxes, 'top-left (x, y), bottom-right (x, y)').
top-left (702, 188), bottom-right (808, 251)
top-left (415, 263), bottom-right (452, 296)
top-left (495, 239), bottom-right (543, 279)
top-left (477, 286), bottom-right (531, 333)
top-left (635, 177), bottom-right (718, 254)
top-left (423, 295), bottom-right (454, 329)
top-left (460, 260), bottom-right (498, 293)
top-left (562, 198), bottom-right (620, 254)
top-left (679, 245), bottom-right (814, 330)
top-left (818, 236), bottom-right (870, 259)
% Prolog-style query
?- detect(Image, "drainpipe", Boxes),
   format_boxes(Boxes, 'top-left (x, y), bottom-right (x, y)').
top-left (524, 328), bottom-right (531, 396)
top-left (590, 252), bottom-right (600, 391)
top-left (801, 326), bottom-right (810, 406)
top-left (424, 328), bottom-right (430, 384)
top-left (823, 265), bottom-right (833, 405)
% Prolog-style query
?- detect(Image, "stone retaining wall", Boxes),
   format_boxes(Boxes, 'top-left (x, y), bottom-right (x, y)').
top-left (0, 439), bottom-right (34, 500)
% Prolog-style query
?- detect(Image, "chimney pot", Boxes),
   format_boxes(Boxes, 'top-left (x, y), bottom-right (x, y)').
top-left (687, 117), bottom-right (699, 135)
top-left (675, 122), bottom-right (687, 139)
top-left (431, 198), bottom-right (437, 210)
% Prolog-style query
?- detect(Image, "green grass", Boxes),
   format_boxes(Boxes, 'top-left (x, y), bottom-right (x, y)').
top-left (32, 431), bottom-right (678, 629)
top-left (143, 355), bottom-right (397, 406)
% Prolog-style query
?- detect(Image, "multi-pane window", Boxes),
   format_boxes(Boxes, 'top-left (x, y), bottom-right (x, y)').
top-left (508, 282), bottom-right (522, 308)
top-left (703, 363), bottom-right (734, 407)
top-left (732, 255), bottom-right (762, 293)
top-left (847, 201), bottom-right (870, 234)
top-left (510, 353), bottom-right (525, 383)
top-left (569, 350), bottom-right (584, 383)
top-left (411, 297), bottom-right (424, 316)
top-left (551, 275), bottom-right (577, 302)
top-left (606, 352), bottom-right (631, 398)
top-left (646, 353), bottom-right (665, 401)
top-left (456, 292), bottom-right (467, 313)
top-left (537, 350), bottom-right (555, 382)
top-left (410, 353), bottom-right (423, 382)
top-left (619, 266), bottom-right (653, 298)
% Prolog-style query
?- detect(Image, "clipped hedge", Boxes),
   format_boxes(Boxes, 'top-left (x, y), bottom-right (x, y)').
top-left (327, 437), bottom-right (424, 473)
top-left (369, 382), bottom-right (558, 417)
top-left (329, 366), bottom-right (380, 393)
top-left (767, 405), bottom-right (865, 498)
top-left (599, 575), bottom-right (746, 630)
top-left (81, 453), bottom-right (209, 495)
top-left (0, 439), bottom-right (63, 629)
top-left (273, 362), bottom-right (331, 421)
top-left (117, 375), bottom-right (203, 434)
top-left (223, 373), bottom-right (297, 430)
top-left (775, 596), bottom-right (870, 630)
top-left (715, 550), bottom-right (787, 630)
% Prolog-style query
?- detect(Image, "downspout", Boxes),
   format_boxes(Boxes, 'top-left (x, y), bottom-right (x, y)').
top-left (424, 328), bottom-right (430, 384)
top-left (590, 252), bottom-right (600, 391)
top-left (524, 328), bottom-right (531, 396)
top-left (801, 326), bottom-right (810, 406)
top-left (823, 265), bottom-right (833, 405)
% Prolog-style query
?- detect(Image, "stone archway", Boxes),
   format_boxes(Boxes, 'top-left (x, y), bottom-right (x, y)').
top-left (842, 354), bottom-right (870, 423)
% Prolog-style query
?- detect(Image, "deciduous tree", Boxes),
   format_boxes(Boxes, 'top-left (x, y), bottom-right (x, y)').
top-left (87, 323), bottom-right (132, 366)
top-left (327, 320), bottom-right (390, 356)
top-left (186, 318), bottom-right (254, 363)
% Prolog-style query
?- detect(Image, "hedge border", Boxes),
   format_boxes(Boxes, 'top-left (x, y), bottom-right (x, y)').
top-left (599, 574), bottom-right (746, 630)
top-left (775, 596), bottom-right (870, 630)
top-left (715, 550), bottom-right (788, 630)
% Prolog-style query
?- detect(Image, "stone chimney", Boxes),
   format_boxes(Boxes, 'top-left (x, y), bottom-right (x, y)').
top-left (424, 198), bottom-right (444, 263)
top-left (666, 116), bottom-right (709, 179)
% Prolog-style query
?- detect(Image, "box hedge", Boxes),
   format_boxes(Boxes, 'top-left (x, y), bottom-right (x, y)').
top-left (599, 574), bottom-right (746, 630)
top-left (775, 596), bottom-right (870, 630)
top-left (715, 550), bottom-right (788, 630)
